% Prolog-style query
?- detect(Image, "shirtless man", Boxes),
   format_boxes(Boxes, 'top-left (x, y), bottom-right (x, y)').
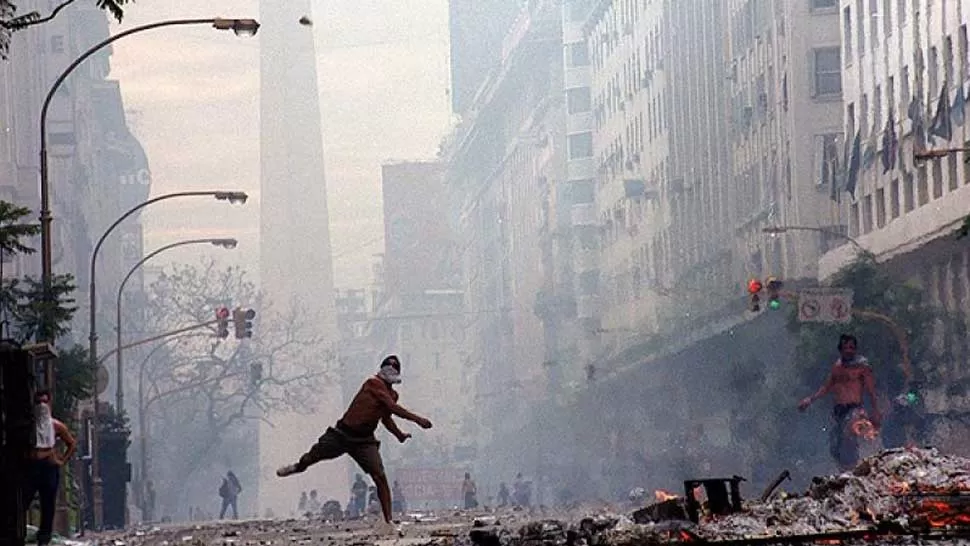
top-left (798, 334), bottom-right (881, 470)
top-left (25, 390), bottom-right (76, 546)
top-left (276, 355), bottom-right (432, 531)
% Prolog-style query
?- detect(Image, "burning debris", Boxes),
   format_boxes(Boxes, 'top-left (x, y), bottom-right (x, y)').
top-left (468, 448), bottom-right (970, 546)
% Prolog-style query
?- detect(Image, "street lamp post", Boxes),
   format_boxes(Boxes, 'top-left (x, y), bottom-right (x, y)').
top-left (38, 16), bottom-right (259, 344)
top-left (88, 191), bottom-right (246, 529)
top-left (761, 225), bottom-right (866, 253)
top-left (115, 238), bottom-right (238, 415)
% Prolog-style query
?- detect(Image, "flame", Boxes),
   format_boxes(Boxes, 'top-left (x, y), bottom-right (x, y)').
top-left (917, 499), bottom-right (970, 527)
top-left (655, 489), bottom-right (679, 502)
top-left (849, 415), bottom-right (878, 440)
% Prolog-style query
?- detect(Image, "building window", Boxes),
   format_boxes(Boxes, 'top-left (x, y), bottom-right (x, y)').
top-left (862, 194), bottom-right (874, 233)
top-left (901, 66), bottom-right (911, 107)
top-left (944, 35), bottom-right (954, 86)
top-left (903, 171), bottom-right (915, 212)
top-left (843, 7), bottom-right (853, 61)
top-left (928, 46), bottom-right (939, 95)
top-left (567, 87), bottom-right (592, 114)
top-left (882, 0), bottom-right (892, 35)
top-left (50, 35), bottom-right (64, 53)
top-left (570, 179), bottom-right (596, 204)
top-left (869, 0), bottom-right (878, 49)
top-left (850, 202), bottom-right (861, 236)
top-left (898, 0), bottom-right (906, 25)
top-left (890, 179), bottom-right (900, 219)
top-left (568, 132), bottom-right (594, 159)
top-left (949, 154), bottom-right (959, 191)
top-left (567, 42), bottom-right (590, 67)
top-left (932, 161), bottom-right (943, 199)
top-left (876, 188), bottom-right (886, 228)
top-left (812, 0), bottom-right (838, 9)
top-left (856, 0), bottom-right (865, 56)
top-left (814, 47), bottom-right (843, 96)
top-left (918, 166), bottom-right (929, 206)
top-left (960, 26), bottom-right (968, 82)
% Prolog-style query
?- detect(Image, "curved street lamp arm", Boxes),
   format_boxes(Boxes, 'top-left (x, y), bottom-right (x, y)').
top-left (117, 238), bottom-right (227, 310)
top-left (91, 191), bottom-right (225, 281)
top-left (40, 18), bottom-right (214, 145)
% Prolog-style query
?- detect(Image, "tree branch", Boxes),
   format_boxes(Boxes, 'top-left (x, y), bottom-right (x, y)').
top-left (0, 0), bottom-right (77, 30)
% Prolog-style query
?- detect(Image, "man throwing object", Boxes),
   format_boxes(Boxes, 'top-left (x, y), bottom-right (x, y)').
top-left (277, 355), bottom-right (432, 530)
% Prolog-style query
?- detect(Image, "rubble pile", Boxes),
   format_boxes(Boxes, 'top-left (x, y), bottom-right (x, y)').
top-left (466, 448), bottom-right (970, 546)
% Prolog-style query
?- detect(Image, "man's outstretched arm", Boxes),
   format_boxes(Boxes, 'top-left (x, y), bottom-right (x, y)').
top-left (381, 415), bottom-right (411, 442)
top-left (799, 367), bottom-right (835, 410)
top-left (387, 402), bottom-right (433, 429)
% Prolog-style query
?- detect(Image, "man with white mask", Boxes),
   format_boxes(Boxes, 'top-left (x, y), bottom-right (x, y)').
top-left (25, 390), bottom-right (76, 546)
top-left (277, 355), bottom-right (432, 532)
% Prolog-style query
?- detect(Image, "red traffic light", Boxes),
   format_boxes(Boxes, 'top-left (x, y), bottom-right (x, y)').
top-left (216, 307), bottom-right (230, 319)
top-left (747, 279), bottom-right (763, 294)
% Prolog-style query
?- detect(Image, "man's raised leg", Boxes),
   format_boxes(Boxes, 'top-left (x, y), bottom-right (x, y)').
top-left (277, 429), bottom-right (344, 477)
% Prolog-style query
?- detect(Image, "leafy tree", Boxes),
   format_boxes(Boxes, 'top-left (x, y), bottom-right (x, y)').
top-left (1, 0), bottom-right (131, 59)
top-left (139, 258), bottom-right (334, 513)
top-left (0, 199), bottom-right (91, 418)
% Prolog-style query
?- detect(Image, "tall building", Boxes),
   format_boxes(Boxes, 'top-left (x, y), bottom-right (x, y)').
top-left (448, 0), bottom-right (524, 114)
top-left (258, 0), bottom-right (343, 512)
top-left (727, 0), bottom-right (844, 283)
top-left (821, 0), bottom-right (970, 449)
top-left (442, 0), bottom-right (564, 487)
top-left (1, 0), bottom-right (151, 527)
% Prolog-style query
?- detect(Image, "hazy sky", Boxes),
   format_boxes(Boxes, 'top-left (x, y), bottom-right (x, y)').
top-left (108, 0), bottom-right (453, 288)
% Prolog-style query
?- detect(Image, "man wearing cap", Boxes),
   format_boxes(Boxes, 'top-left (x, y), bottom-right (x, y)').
top-left (276, 355), bottom-right (432, 531)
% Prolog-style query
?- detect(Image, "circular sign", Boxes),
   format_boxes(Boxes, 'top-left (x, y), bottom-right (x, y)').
top-left (95, 365), bottom-right (109, 395)
top-left (800, 299), bottom-right (820, 320)
top-left (831, 298), bottom-right (849, 320)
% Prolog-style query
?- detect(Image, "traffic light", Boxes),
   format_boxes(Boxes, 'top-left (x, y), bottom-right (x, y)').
top-left (215, 307), bottom-right (230, 339)
top-left (233, 308), bottom-right (256, 339)
top-left (765, 277), bottom-right (783, 310)
top-left (747, 278), bottom-right (763, 312)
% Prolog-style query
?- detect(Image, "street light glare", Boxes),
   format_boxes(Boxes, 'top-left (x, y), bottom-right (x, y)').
top-left (212, 18), bottom-right (260, 37)
top-left (213, 191), bottom-right (249, 204)
top-left (211, 238), bottom-right (239, 249)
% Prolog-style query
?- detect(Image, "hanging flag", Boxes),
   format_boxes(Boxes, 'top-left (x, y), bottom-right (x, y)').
top-left (862, 126), bottom-right (878, 170)
top-left (952, 82), bottom-right (966, 127)
top-left (929, 83), bottom-right (953, 141)
top-left (844, 131), bottom-right (862, 196)
top-left (828, 136), bottom-right (844, 202)
top-left (881, 111), bottom-right (898, 173)
top-left (909, 96), bottom-right (927, 154)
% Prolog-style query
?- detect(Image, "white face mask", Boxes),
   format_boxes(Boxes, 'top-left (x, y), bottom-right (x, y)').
top-left (378, 366), bottom-right (402, 384)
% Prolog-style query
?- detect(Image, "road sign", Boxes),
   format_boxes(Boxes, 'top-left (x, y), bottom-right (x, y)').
top-left (96, 365), bottom-right (110, 395)
top-left (798, 288), bottom-right (854, 323)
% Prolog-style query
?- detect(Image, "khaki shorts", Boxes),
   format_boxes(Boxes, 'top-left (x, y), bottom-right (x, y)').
top-left (302, 427), bottom-right (385, 477)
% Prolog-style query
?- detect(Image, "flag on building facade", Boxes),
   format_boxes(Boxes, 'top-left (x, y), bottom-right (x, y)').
top-left (952, 83), bottom-right (966, 127)
top-left (881, 111), bottom-right (898, 173)
top-left (929, 83), bottom-right (953, 141)
top-left (844, 130), bottom-right (862, 196)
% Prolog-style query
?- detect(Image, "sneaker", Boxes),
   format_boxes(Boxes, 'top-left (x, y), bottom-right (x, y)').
top-left (276, 464), bottom-right (301, 477)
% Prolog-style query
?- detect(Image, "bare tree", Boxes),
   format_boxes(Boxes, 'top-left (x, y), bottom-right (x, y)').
top-left (137, 258), bottom-right (335, 510)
